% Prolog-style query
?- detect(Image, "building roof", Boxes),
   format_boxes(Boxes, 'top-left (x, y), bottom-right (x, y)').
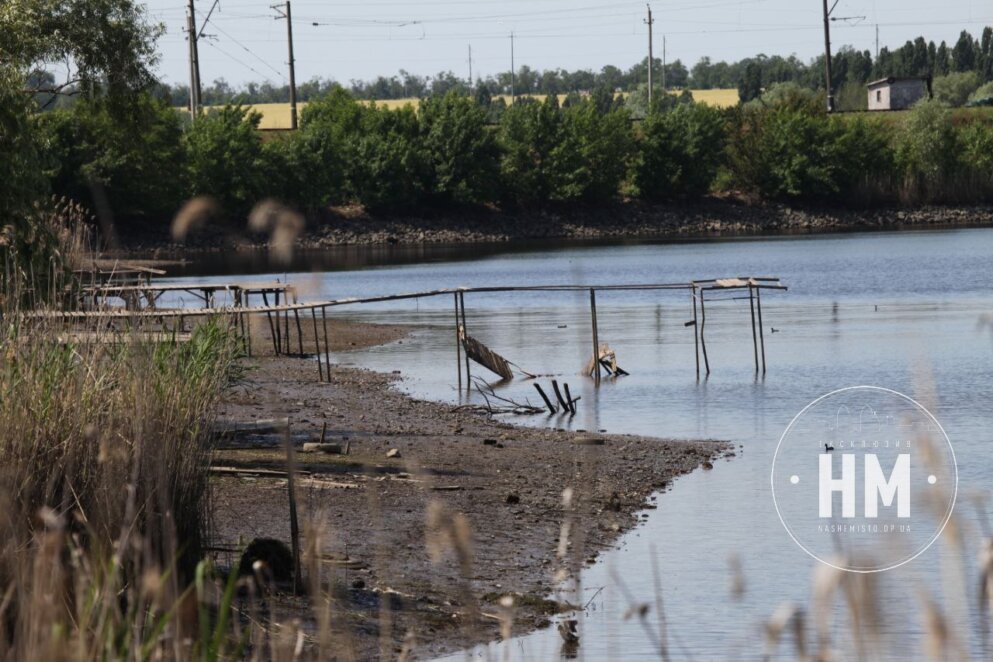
top-left (866, 76), bottom-right (929, 89)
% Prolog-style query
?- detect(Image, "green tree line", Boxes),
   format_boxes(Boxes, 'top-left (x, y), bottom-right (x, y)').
top-left (17, 84), bottom-right (993, 229)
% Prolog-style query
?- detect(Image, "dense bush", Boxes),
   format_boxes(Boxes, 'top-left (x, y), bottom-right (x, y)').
top-left (633, 103), bottom-right (726, 199)
top-left (894, 100), bottom-right (962, 201)
top-left (20, 85), bottom-right (993, 225)
top-left (347, 103), bottom-right (429, 211)
top-left (558, 99), bottom-right (635, 202)
top-left (932, 72), bottom-right (982, 107)
top-left (419, 92), bottom-right (500, 205)
top-left (497, 97), bottom-right (570, 206)
top-left (727, 105), bottom-right (845, 199)
top-left (40, 94), bottom-right (185, 218)
top-left (183, 105), bottom-right (270, 216)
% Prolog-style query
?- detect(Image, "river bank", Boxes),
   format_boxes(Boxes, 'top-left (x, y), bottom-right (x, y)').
top-left (114, 199), bottom-right (993, 254)
top-left (210, 319), bottom-right (730, 658)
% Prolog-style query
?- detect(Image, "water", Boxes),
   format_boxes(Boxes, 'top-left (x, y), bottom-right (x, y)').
top-left (170, 228), bottom-right (993, 659)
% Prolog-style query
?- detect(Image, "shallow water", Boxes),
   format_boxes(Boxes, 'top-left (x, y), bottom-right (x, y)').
top-left (169, 227), bottom-right (993, 660)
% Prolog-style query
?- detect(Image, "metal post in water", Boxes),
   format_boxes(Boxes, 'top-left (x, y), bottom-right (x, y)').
top-left (691, 285), bottom-right (699, 379)
top-left (756, 285), bottom-right (767, 374)
top-left (454, 292), bottom-right (462, 390)
top-left (459, 291), bottom-right (471, 388)
top-left (749, 283), bottom-right (759, 373)
top-left (590, 288), bottom-right (601, 385)
top-left (699, 289), bottom-right (711, 375)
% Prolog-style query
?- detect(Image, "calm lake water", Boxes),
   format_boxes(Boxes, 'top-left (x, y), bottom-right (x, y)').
top-left (169, 228), bottom-right (993, 660)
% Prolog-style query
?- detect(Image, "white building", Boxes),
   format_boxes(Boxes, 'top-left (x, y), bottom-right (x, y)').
top-left (867, 77), bottom-right (930, 111)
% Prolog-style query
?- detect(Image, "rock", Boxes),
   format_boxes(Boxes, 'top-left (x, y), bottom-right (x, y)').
top-left (238, 538), bottom-right (294, 583)
top-left (702, 461), bottom-right (714, 470)
top-left (483, 438), bottom-right (498, 446)
top-left (386, 448), bottom-right (401, 459)
top-left (506, 494), bottom-right (520, 504)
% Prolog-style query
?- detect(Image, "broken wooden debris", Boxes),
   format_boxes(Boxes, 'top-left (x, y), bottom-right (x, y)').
top-left (584, 344), bottom-right (629, 378)
top-left (532, 381), bottom-right (579, 415)
top-left (472, 378), bottom-right (545, 415)
top-left (459, 329), bottom-right (515, 380)
top-left (533, 383), bottom-right (557, 414)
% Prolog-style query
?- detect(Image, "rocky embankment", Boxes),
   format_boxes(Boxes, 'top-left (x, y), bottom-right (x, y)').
top-left (116, 200), bottom-right (993, 252)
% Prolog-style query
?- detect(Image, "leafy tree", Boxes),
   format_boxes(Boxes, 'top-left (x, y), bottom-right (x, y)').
top-left (184, 105), bottom-right (269, 216)
top-left (738, 63), bottom-right (763, 103)
top-left (498, 97), bottom-right (568, 206)
top-left (727, 104), bottom-right (849, 199)
top-left (634, 103), bottom-right (726, 199)
top-left (261, 131), bottom-right (335, 213)
top-left (895, 100), bottom-right (960, 200)
top-left (952, 30), bottom-right (978, 72)
top-left (558, 100), bottom-right (634, 202)
top-left (959, 122), bottom-right (993, 177)
top-left (419, 92), bottom-right (500, 205)
top-left (294, 85), bottom-right (363, 204)
top-left (932, 71), bottom-right (981, 107)
top-left (347, 104), bottom-right (429, 211)
top-left (1, 0), bottom-right (162, 100)
top-left (0, 69), bottom-right (49, 247)
top-left (40, 94), bottom-right (185, 218)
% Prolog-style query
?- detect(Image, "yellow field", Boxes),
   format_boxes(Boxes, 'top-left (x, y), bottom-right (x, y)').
top-left (210, 89), bottom-right (740, 130)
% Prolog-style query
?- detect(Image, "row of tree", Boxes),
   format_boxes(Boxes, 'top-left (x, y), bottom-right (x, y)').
top-left (28, 85), bottom-right (993, 228)
top-left (153, 28), bottom-right (993, 107)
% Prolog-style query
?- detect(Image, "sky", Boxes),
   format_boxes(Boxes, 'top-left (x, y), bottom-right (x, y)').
top-left (146, 0), bottom-right (993, 88)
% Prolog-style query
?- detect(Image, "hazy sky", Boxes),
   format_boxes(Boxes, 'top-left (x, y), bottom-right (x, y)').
top-left (146, 0), bottom-right (993, 87)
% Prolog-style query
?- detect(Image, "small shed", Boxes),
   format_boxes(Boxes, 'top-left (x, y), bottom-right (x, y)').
top-left (867, 77), bottom-right (930, 111)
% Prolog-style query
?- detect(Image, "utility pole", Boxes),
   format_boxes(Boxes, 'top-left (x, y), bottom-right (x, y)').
top-left (187, 0), bottom-right (202, 117)
top-left (821, 0), bottom-right (834, 112)
top-left (510, 32), bottom-right (515, 102)
top-left (186, 12), bottom-right (196, 119)
top-left (273, 2), bottom-right (297, 129)
top-left (662, 34), bottom-right (667, 92)
top-left (875, 24), bottom-right (879, 59)
top-left (468, 43), bottom-right (472, 91)
top-left (645, 4), bottom-right (654, 107)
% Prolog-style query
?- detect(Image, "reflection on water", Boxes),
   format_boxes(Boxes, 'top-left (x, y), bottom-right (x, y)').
top-left (171, 227), bottom-right (993, 660)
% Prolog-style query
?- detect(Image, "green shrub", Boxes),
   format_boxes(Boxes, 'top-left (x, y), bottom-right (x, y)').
top-left (297, 86), bottom-right (361, 204)
top-left (260, 131), bottom-right (334, 212)
top-left (419, 92), bottom-right (500, 205)
top-left (558, 99), bottom-right (634, 202)
top-left (726, 105), bottom-right (842, 199)
top-left (959, 121), bottom-right (993, 192)
top-left (183, 105), bottom-right (268, 216)
top-left (932, 72), bottom-right (982, 107)
top-left (633, 103), bottom-right (726, 199)
top-left (40, 94), bottom-right (185, 218)
top-left (498, 97), bottom-right (569, 206)
top-left (830, 116), bottom-right (896, 200)
top-left (894, 100), bottom-right (961, 200)
top-left (347, 103), bottom-right (429, 211)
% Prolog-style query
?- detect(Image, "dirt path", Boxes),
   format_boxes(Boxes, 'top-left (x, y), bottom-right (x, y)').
top-left (211, 321), bottom-right (731, 659)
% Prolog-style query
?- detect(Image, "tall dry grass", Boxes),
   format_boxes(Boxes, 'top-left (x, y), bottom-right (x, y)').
top-left (0, 204), bottom-right (244, 657)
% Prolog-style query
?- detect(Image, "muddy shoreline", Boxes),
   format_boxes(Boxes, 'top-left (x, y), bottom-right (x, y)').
top-left (114, 199), bottom-right (993, 254)
top-left (211, 320), bottom-right (730, 658)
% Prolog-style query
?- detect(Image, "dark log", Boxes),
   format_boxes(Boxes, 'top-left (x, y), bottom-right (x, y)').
top-left (533, 383), bottom-right (557, 414)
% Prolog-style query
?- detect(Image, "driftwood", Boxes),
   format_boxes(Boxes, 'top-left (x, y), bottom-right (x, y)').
top-left (459, 328), bottom-right (514, 380)
top-left (472, 378), bottom-right (544, 415)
